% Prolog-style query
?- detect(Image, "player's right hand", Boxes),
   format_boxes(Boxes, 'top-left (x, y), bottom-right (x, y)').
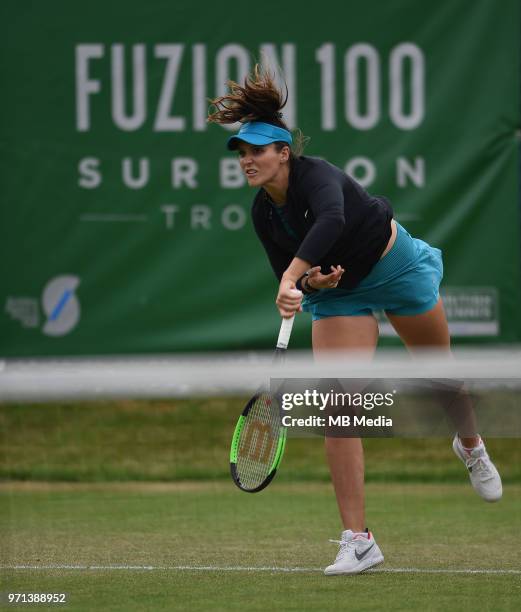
top-left (276, 279), bottom-right (303, 318)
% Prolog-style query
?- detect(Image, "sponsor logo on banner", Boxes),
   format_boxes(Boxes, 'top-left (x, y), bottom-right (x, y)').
top-left (377, 287), bottom-right (499, 337)
top-left (42, 275), bottom-right (81, 336)
top-left (440, 287), bottom-right (499, 337)
top-left (5, 275), bottom-right (81, 337)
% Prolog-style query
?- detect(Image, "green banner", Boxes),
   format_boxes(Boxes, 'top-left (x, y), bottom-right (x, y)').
top-left (1, 0), bottom-right (520, 355)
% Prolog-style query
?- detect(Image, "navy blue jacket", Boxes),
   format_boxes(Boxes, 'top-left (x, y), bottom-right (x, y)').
top-left (251, 156), bottom-right (393, 289)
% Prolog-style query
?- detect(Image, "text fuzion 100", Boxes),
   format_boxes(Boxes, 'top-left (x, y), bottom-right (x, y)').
top-left (75, 42), bottom-right (425, 133)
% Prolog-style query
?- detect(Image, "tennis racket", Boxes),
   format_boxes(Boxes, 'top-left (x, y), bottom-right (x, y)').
top-left (229, 315), bottom-right (295, 493)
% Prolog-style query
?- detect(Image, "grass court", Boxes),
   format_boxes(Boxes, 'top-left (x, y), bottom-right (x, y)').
top-left (1, 400), bottom-right (520, 610)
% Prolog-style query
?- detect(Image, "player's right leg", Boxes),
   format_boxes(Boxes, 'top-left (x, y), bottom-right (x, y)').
top-left (312, 314), bottom-right (384, 574)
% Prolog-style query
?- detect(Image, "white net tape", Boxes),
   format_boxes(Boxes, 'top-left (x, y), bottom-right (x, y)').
top-left (1, 349), bottom-right (520, 402)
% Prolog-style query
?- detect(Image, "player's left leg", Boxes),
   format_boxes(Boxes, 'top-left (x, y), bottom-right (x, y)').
top-left (386, 298), bottom-right (479, 442)
top-left (386, 298), bottom-right (502, 502)
top-left (385, 297), bottom-right (450, 349)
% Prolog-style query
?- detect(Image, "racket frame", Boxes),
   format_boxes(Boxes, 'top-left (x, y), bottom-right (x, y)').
top-left (229, 393), bottom-right (287, 493)
top-left (229, 315), bottom-right (295, 493)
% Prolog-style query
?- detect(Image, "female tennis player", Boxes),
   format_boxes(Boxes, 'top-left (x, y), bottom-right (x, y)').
top-left (208, 65), bottom-right (502, 575)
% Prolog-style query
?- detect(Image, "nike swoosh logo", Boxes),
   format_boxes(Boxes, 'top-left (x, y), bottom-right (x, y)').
top-left (355, 542), bottom-right (375, 561)
top-left (304, 209), bottom-right (309, 218)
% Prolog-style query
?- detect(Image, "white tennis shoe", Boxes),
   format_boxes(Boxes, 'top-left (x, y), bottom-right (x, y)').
top-left (452, 434), bottom-right (502, 502)
top-left (324, 530), bottom-right (384, 576)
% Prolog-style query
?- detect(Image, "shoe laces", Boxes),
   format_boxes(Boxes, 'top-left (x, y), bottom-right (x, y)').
top-left (466, 452), bottom-right (494, 481)
top-left (329, 537), bottom-right (360, 562)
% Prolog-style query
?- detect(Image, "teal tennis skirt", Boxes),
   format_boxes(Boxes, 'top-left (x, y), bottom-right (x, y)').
top-left (302, 222), bottom-right (443, 320)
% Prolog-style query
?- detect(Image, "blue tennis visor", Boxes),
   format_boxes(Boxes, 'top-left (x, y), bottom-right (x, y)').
top-left (227, 121), bottom-right (292, 150)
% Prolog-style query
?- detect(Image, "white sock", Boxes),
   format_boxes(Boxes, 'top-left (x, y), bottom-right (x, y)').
top-left (460, 435), bottom-right (482, 452)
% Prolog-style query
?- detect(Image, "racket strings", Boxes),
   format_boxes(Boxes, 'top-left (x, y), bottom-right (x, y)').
top-left (236, 393), bottom-right (281, 489)
top-left (237, 395), bottom-right (275, 487)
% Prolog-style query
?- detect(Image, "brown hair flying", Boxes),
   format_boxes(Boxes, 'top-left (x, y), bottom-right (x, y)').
top-left (208, 64), bottom-right (308, 155)
top-left (207, 64), bottom-right (289, 130)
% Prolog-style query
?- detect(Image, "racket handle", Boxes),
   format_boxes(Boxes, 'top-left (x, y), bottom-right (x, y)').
top-left (276, 315), bottom-right (295, 350)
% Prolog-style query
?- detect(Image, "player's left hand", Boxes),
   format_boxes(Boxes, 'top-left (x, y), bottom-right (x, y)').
top-left (307, 265), bottom-right (345, 290)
